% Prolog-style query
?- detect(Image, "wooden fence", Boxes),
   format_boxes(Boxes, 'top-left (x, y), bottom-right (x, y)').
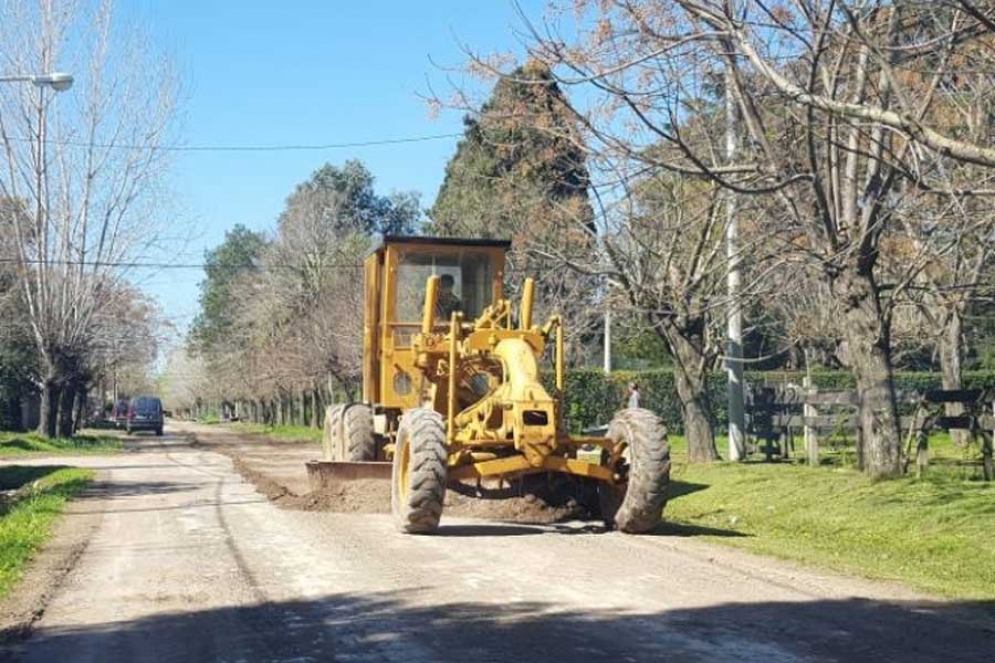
top-left (746, 383), bottom-right (994, 481)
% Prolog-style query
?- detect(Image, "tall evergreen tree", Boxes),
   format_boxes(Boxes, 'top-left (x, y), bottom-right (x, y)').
top-left (430, 61), bottom-right (599, 363)
top-left (429, 61), bottom-right (592, 242)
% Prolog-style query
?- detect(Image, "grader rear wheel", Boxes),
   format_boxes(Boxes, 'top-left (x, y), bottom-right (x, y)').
top-left (599, 408), bottom-right (670, 534)
top-left (342, 404), bottom-right (376, 461)
top-left (322, 404), bottom-right (376, 461)
top-left (322, 405), bottom-right (345, 461)
top-left (392, 408), bottom-right (448, 534)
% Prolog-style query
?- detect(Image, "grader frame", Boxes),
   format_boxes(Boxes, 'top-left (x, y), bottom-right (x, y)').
top-left (310, 235), bottom-right (670, 534)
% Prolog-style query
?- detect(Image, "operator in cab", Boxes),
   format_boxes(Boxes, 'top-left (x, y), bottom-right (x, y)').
top-left (435, 273), bottom-right (462, 320)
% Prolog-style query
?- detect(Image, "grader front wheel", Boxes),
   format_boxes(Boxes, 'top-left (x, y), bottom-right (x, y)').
top-left (392, 408), bottom-right (448, 534)
top-left (599, 408), bottom-right (670, 534)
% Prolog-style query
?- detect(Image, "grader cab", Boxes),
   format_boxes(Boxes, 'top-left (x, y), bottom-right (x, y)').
top-left (308, 235), bottom-right (670, 533)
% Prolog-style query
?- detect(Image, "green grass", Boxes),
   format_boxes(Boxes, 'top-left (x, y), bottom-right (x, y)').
top-left (0, 466), bottom-right (93, 598)
top-left (0, 431), bottom-right (122, 457)
top-left (228, 422), bottom-right (322, 443)
top-left (665, 433), bottom-right (995, 600)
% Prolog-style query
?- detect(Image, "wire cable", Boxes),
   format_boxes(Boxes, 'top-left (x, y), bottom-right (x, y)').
top-left (0, 258), bottom-right (361, 270)
top-left (0, 132), bottom-right (461, 153)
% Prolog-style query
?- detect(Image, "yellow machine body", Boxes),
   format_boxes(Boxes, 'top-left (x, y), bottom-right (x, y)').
top-left (361, 235), bottom-right (617, 482)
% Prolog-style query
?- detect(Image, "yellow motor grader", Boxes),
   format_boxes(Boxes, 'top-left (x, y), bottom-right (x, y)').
top-left (307, 236), bottom-right (670, 533)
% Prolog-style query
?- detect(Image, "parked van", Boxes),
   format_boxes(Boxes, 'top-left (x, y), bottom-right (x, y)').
top-left (127, 396), bottom-right (164, 436)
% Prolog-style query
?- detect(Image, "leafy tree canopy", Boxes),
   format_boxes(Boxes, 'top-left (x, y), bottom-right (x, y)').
top-left (190, 224), bottom-right (268, 354)
top-left (285, 159), bottom-right (421, 236)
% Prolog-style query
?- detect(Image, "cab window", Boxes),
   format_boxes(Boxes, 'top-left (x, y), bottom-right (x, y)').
top-left (395, 249), bottom-right (495, 323)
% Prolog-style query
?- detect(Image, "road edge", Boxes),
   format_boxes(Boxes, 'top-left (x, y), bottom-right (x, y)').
top-left (0, 470), bottom-right (106, 649)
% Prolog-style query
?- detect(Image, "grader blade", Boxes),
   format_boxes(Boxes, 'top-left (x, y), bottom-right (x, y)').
top-left (305, 460), bottom-right (391, 493)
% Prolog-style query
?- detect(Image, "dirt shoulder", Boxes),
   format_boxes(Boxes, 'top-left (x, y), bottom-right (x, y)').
top-left (0, 472), bottom-right (104, 646)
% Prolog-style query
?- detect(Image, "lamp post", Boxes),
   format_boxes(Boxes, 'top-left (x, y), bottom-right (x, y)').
top-left (0, 72), bottom-right (74, 91)
top-left (1, 71), bottom-right (73, 436)
top-left (0, 71), bottom-right (75, 231)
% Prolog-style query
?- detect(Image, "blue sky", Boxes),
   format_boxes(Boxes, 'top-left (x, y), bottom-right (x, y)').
top-left (128, 0), bottom-right (545, 335)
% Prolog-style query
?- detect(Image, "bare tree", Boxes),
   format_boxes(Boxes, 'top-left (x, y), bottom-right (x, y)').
top-left (0, 0), bottom-right (178, 436)
top-left (216, 188), bottom-right (368, 425)
top-left (491, 0), bottom-right (995, 477)
top-left (159, 347), bottom-right (210, 418)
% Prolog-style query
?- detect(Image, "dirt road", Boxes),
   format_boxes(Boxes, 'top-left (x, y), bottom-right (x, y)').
top-left (1, 425), bottom-right (991, 662)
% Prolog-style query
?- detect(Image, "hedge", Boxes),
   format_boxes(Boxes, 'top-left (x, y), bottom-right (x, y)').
top-left (554, 369), bottom-right (995, 434)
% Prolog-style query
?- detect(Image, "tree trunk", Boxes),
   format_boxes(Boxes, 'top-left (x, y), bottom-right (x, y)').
top-left (659, 321), bottom-right (719, 462)
top-left (834, 270), bottom-right (902, 478)
top-left (938, 308), bottom-right (969, 446)
top-left (73, 386), bottom-right (88, 433)
top-left (311, 389), bottom-right (321, 429)
top-left (38, 372), bottom-right (59, 438)
top-left (58, 386), bottom-right (76, 438)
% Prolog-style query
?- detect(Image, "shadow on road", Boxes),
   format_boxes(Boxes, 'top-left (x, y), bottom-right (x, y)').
top-left (6, 591), bottom-right (993, 662)
top-left (433, 523), bottom-right (550, 537)
top-left (0, 465), bottom-right (70, 491)
top-left (79, 479), bottom-right (193, 499)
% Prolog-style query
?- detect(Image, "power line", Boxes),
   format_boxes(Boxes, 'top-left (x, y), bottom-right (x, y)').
top-left (0, 132), bottom-right (461, 153)
top-left (0, 258), bottom-right (362, 270)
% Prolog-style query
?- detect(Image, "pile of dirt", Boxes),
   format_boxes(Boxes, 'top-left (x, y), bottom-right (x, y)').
top-left (188, 423), bottom-right (601, 525)
top-left (231, 452), bottom-right (595, 523)
top-left (281, 476), bottom-right (596, 523)
top-left (444, 475), bottom-right (598, 524)
top-left (293, 479), bottom-right (392, 514)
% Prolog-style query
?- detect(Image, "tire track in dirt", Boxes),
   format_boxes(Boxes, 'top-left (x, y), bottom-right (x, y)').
top-left (160, 441), bottom-right (333, 661)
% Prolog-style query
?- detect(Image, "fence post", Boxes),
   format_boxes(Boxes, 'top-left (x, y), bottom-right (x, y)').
top-left (984, 402), bottom-right (994, 482)
top-left (804, 376), bottom-right (818, 467)
top-left (916, 428), bottom-right (929, 479)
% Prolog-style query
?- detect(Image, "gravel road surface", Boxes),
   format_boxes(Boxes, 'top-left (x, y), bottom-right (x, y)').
top-left (1, 425), bottom-right (991, 662)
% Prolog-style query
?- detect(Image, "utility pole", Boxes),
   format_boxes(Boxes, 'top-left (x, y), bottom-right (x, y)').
top-left (726, 61), bottom-right (746, 461)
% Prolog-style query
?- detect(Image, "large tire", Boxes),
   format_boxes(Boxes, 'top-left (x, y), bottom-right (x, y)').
top-left (599, 408), bottom-right (670, 534)
top-left (322, 405), bottom-right (346, 461)
top-left (323, 404), bottom-right (376, 461)
top-left (392, 409), bottom-right (448, 534)
top-left (342, 404), bottom-right (376, 461)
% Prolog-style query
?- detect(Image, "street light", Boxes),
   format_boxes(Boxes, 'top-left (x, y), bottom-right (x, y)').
top-left (33, 72), bottom-right (73, 92)
top-left (0, 71), bottom-right (74, 92)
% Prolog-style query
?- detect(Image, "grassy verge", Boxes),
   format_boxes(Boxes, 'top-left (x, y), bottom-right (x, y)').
top-left (228, 422), bottom-right (322, 443)
top-left (0, 431), bottom-right (122, 457)
top-left (666, 433), bottom-right (995, 600)
top-left (0, 466), bottom-right (93, 598)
